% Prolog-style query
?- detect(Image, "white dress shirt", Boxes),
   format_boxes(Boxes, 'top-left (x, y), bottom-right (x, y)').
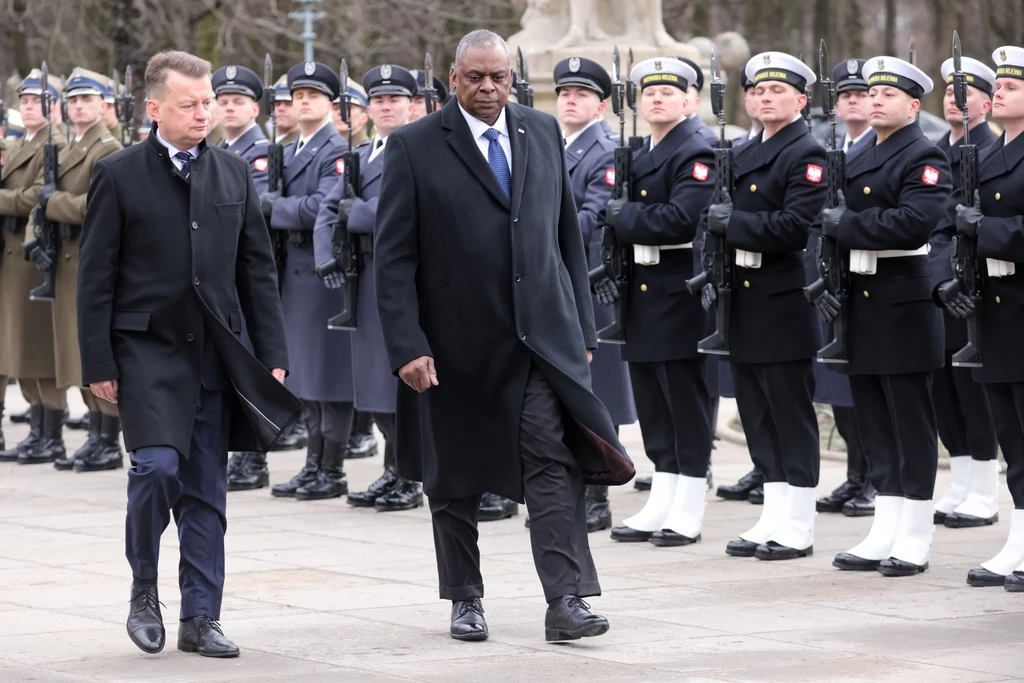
top-left (155, 128), bottom-right (200, 171)
top-left (367, 134), bottom-right (388, 164)
top-left (458, 103), bottom-right (511, 173)
top-left (294, 119), bottom-right (332, 155)
top-left (843, 127), bottom-right (872, 153)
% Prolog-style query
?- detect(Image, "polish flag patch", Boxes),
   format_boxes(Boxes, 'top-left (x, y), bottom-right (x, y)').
top-left (253, 157), bottom-right (268, 172)
top-left (806, 164), bottom-right (823, 183)
top-left (335, 159), bottom-right (345, 175)
top-left (604, 168), bottom-right (615, 186)
top-left (693, 162), bottom-right (709, 181)
top-left (922, 166), bottom-right (940, 185)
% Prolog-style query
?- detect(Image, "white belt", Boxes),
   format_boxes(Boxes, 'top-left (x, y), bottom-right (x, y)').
top-left (633, 243), bottom-right (693, 266)
top-left (735, 249), bottom-right (761, 269)
top-left (987, 258), bottom-right (1017, 278)
top-left (850, 245), bottom-right (929, 275)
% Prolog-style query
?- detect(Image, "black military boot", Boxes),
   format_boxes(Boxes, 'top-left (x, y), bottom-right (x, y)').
top-left (346, 410), bottom-right (378, 459)
top-left (271, 435), bottom-right (323, 497)
top-left (817, 472), bottom-right (865, 512)
top-left (478, 492), bottom-right (518, 521)
top-left (270, 420), bottom-right (308, 451)
top-left (1, 404), bottom-right (44, 462)
top-left (716, 468), bottom-right (764, 501)
top-left (75, 414), bottom-right (125, 472)
top-left (585, 485), bottom-right (612, 532)
top-left (56, 411), bottom-right (102, 470)
top-left (228, 452), bottom-right (269, 491)
top-left (9, 406), bottom-right (31, 424)
top-left (295, 439), bottom-right (347, 500)
top-left (375, 477), bottom-right (423, 511)
top-left (19, 408), bottom-right (66, 464)
top-left (348, 467), bottom-right (400, 507)
top-left (842, 482), bottom-right (877, 517)
top-left (226, 452), bottom-right (247, 479)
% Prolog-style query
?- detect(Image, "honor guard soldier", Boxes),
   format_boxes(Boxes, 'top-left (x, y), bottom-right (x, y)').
top-left (0, 70), bottom-right (65, 463)
top-left (552, 55), bottom-right (635, 532)
top-left (332, 81), bottom-right (370, 145)
top-left (930, 56), bottom-right (1000, 528)
top-left (263, 61), bottom-right (352, 500)
top-left (815, 58), bottom-right (875, 518)
top-left (935, 46), bottom-right (1024, 590)
top-left (712, 52), bottom-right (825, 561)
top-left (314, 64), bottom-right (424, 512)
top-left (272, 75), bottom-right (300, 146)
top-left (212, 65), bottom-right (269, 192)
top-left (39, 68), bottom-right (125, 471)
top-left (827, 56), bottom-right (951, 576)
top-left (410, 69), bottom-right (449, 121)
top-left (603, 57), bottom-right (716, 547)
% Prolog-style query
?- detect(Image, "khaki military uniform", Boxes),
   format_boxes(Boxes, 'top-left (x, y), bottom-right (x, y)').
top-left (107, 121), bottom-right (125, 146)
top-left (0, 125), bottom-right (66, 381)
top-left (37, 122), bottom-right (121, 390)
top-left (207, 124), bottom-right (225, 147)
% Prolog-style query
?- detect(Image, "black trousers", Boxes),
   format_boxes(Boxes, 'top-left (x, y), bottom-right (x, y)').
top-left (732, 360), bottom-right (819, 488)
top-left (986, 382), bottom-right (1024, 508)
top-left (301, 399), bottom-right (354, 445)
top-left (833, 405), bottom-right (866, 477)
top-left (849, 372), bottom-right (937, 500)
top-left (371, 412), bottom-right (396, 469)
top-left (429, 364), bottom-right (600, 603)
top-left (932, 352), bottom-right (998, 460)
top-left (629, 359), bottom-right (713, 478)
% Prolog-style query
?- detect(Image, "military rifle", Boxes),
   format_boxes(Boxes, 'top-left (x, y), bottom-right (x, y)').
top-left (587, 46), bottom-right (631, 344)
top-left (321, 58), bottom-right (361, 331)
top-left (423, 52), bottom-right (438, 114)
top-left (803, 39), bottom-right (850, 364)
top-left (685, 43), bottom-right (733, 355)
top-left (949, 30), bottom-right (983, 368)
top-left (113, 66), bottom-right (134, 146)
top-left (515, 47), bottom-right (534, 108)
top-left (626, 48), bottom-right (643, 150)
top-left (263, 54), bottom-right (288, 286)
top-left (23, 61), bottom-right (60, 301)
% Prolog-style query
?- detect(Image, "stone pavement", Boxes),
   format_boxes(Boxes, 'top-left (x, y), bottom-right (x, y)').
top-left (1, 386), bottom-right (1023, 682)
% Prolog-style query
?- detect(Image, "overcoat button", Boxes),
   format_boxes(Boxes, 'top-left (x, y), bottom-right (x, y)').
top-left (863, 187), bottom-right (871, 195)
top-left (749, 184), bottom-right (757, 192)
top-left (640, 190), bottom-right (647, 197)
top-left (863, 290), bottom-right (870, 297)
top-left (995, 193), bottom-right (1001, 201)
top-left (996, 296), bottom-right (1002, 304)
top-left (640, 284), bottom-right (648, 292)
top-left (193, 277), bottom-right (200, 285)
top-left (191, 221), bottom-right (199, 230)
top-left (743, 280), bottom-right (750, 288)
top-left (186, 333), bottom-right (195, 342)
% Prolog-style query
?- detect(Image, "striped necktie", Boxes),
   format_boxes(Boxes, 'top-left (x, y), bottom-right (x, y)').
top-left (174, 151), bottom-right (192, 180)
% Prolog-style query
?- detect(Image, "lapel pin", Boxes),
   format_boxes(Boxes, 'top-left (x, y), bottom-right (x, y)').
top-left (518, 128), bottom-right (525, 134)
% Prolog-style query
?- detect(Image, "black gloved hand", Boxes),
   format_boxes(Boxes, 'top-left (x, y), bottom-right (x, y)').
top-left (956, 190), bottom-right (983, 240)
top-left (812, 290), bottom-right (842, 324)
top-left (936, 279), bottom-right (975, 319)
top-left (700, 283), bottom-right (717, 311)
top-left (28, 244), bottom-right (53, 273)
top-left (604, 197), bottom-right (627, 229)
top-left (260, 191), bottom-right (281, 221)
top-left (335, 197), bottom-right (354, 227)
top-left (592, 275), bottom-right (620, 306)
top-left (707, 190), bottom-right (733, 236)
top-left (37, 183), bottom-right (57, 209)
top-left (821, 190), bottom-right (847, 239)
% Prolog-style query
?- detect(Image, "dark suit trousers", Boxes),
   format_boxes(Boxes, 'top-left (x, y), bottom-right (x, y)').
top-left (849, 372), bottom-right (938, 500)
top-left (371, 412), bottom-right (396, 468)
top-left (986, 383), bottom-right (1024, 507)
top-left (833, 405), bottom-right (866, 477)
top-left (932, 351), bottom-right (998, 460)
top-left (125, 386), bottom-right (229, 620)
top-left (301, 398), bottom-right (354, 446)
top-left (429, 364), bottom-right (600, 603)
top-left (628, 359), bottom-right (713, 477)
top-left (732, 360), bottom-right (819, 487)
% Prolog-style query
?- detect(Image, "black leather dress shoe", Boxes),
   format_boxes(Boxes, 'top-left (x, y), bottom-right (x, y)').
top-left (832, 552), bottom-right (882, 571)
top-left (177, 615), bottom-right (240, 657)
top-left (347, 467), bottom-right (400, 507)
top-left (478, 492), bottom-right (518, 521)
top-left (747, 485), bottom-right (764, 505)
top-left (450, 598), bottom-right (488, 641)
top-left (817, 476), bottom-right (864, 513)
top-left (126, 582), bottom-right (165, 654)
top-left (755, 541), bottom-right (812, 561)
top-left (877, 558), bottom-right (928, 576)
top-left (933, 510), bottom-right (949, 524)
top-left (944, 511), bottom-right (999, 528)
top-left (725, 539), bottom-right (759, 557)
top-left (649, 530), bottom-right (700, 547)
top-left (633, 476), bottom-right (652, 491)
top-left (1005, 571), bottom-right (1024, 592)
top-left (967, 567), bottom-right (1007, 587)
top-left (374, 477), bottom-right (423, 511)
top-left (545, 595), bottom-right (609, 642)
top-left (610, 526), bottom-right (653, 542)
top-left (716, 469), bottom-right (764, 501)
top-left (842, 483), bottom-right (877, 517)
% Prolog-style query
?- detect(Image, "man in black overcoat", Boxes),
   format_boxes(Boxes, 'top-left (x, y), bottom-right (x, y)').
top-left (374, 30), bottom-right (634, 643)
top-left (78, 51), bottom-right (299, 657)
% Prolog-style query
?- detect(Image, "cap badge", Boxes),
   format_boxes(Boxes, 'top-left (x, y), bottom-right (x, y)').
top-left (304, 62), bottom-right (316, 76)
top-left (1000, 49), bottom-right (1008, 62)
top-left (846, 60), bottom-right (858, 75)
top-left (877, 59), bottom-right (885, 70)
top-left (226, 66), bottom-right (237, 80)
top-left (763, 54), bottom-right (771, 65)
top-left (568, 57), bottom-right (581, 73)
top-left (654, 60), bottom-right (662, 71)
top-left (381, 64), bottom-right (392, 79)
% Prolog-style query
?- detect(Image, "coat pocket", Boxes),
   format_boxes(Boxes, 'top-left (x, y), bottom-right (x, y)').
top-left (111, 310), bottom-right (150, 331)
top-left (888, 276), bottom-right (933, 304)
top-left (215, 201), bottom-right (244, 215)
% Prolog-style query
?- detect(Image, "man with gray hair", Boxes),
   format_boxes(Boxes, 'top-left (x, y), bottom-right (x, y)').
top-left (78, 49), bottom-right (298, 658)
top-left (375, 29), bottom-right (633, 642)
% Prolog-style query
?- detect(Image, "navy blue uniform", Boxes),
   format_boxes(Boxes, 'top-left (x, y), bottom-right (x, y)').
top-left (222, 124), bottom-right (270, 195)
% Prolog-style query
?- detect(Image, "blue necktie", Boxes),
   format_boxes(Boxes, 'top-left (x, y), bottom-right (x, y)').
top-left (174, 151), bottom-right (192, 180)
top-left (483, 128), bottom-right (510, 198)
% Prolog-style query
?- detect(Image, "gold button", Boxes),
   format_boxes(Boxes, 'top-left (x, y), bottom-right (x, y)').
top-left (743, 280), bottom-right (750, 288)
top-left (640, 284), bottom-right (648, 292)
top-left (640, 189), bottom-right (647, 197)
top-left (863, 187), bottom-right (871, 195)
top-left (996, 295), bottom-right (1001, 304)
top-left (863, 290), bottom-right (870, 298)
top-left (996, 192), bottom-right (1001, 200)
top-left (749, 184), bottom-right (757, 192)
